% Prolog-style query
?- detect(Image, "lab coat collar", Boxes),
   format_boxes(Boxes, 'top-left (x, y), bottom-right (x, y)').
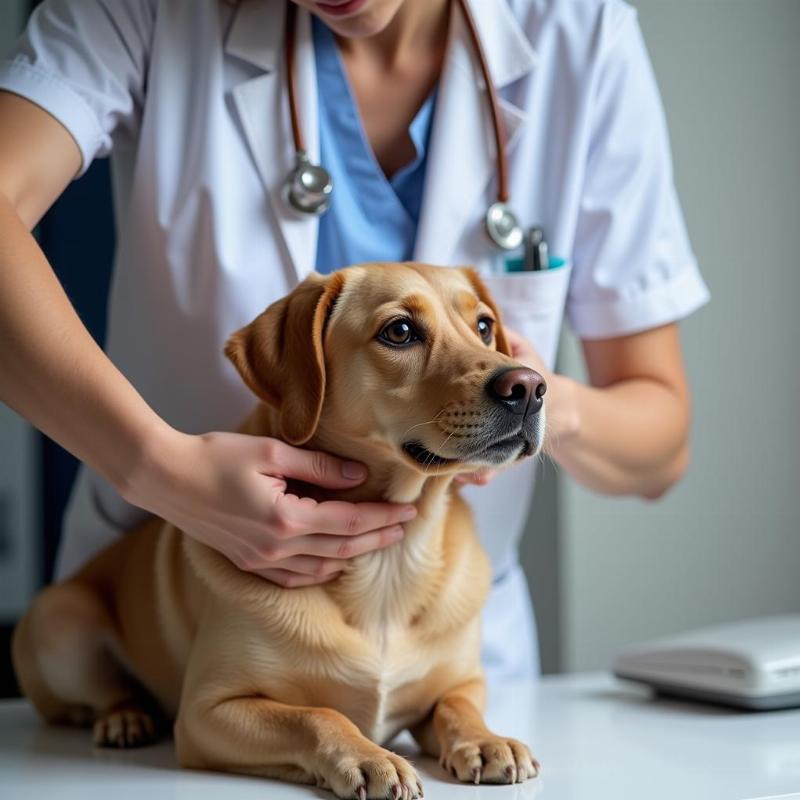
top-left (227, 0), bottom-right (321, 283)
top-left (414, 0), bottom-right (537, 265)
top-left (450, 0), bottom-right (539, 90)
top-left (224, 0), bottom-right (282, 73)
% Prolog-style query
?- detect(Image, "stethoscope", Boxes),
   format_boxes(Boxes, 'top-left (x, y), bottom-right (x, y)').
top-left (283, 0), bottom-right (524, 252)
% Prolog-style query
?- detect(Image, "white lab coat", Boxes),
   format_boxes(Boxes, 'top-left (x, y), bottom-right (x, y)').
top-left (0, 0), bottom-right (709, 684)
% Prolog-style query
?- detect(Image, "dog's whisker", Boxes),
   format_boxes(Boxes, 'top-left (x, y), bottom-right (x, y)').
top-left (422, 429), bottom-right (456, 474)
top-left (401, 410), bottom-right (447, 441)
top-left (438, 431), bottom-right (456, 460)
top-left (422, 430), bottom-right (456, 475)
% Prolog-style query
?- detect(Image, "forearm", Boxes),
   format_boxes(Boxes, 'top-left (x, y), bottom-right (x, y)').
top-left (0, 196), bottom-right (171, 495)
top-left (547, 373), bottom-right (690, 498)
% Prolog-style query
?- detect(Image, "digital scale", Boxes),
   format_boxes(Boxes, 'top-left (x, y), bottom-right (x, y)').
top-left (613, 614), bottom-right (800, 710)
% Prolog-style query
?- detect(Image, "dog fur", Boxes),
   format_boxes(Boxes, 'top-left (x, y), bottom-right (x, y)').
top-left (13, 263), bottom-right (544, 798)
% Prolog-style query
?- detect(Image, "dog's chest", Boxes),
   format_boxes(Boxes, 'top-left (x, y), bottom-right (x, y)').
top-left (348, 630), bottom-right (432, 742)
top-left (299, 514), bottom-right (487, 742)
top-left (309, 619), bottom-right (481, 744)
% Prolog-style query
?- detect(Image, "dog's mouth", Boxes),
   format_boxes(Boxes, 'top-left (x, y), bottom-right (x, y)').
top-left (475, 435), bottom-right (533, 460)
top-left (465, 433), bottom-right (533, 464)
top-left (402, 434), bottom-right (534, 469)
top-left (402, 441), bottom-right (457, 467)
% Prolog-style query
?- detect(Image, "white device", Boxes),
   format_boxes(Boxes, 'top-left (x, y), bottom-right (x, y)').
top-left (613, 614), bottom-right (800, 710)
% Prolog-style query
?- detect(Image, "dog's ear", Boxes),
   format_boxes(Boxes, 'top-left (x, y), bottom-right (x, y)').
top-left (224, 271), bottom-right (347, 445)
top-left (459, 267), bottom-right (512, 356)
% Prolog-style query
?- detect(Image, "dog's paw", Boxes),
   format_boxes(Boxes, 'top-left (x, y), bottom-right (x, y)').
top-left (318, 744), bottom-right (422, 799)
top-left (92, 703), bottom-right (157, 748)
top-left (440, 734), bottom-right (539, 784)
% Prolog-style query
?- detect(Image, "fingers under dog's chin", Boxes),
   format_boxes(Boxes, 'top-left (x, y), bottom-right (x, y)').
top-left (454, 471), bottom-right (493, 486)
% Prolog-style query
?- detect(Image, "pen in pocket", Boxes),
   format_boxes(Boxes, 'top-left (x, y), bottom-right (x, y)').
top-left (523, 227), bottom-right (549, 271)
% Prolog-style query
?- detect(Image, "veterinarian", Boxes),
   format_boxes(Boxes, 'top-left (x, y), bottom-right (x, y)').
top-left (0, 0), bottom-right (708, 684)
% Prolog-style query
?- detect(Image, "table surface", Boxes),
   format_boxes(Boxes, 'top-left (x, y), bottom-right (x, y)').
top-left (1, 672), bottom-right (799, 800)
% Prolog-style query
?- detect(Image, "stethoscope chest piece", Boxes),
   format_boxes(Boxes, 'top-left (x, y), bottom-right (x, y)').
top-left (287, 151), bottom-right (333, 216)
top-left (485, 201), bottom-right (523, 251)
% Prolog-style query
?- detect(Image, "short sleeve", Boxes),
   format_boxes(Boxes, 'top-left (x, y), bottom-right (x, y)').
top-left (566, 5), bottom-right (710, 340)
top-left (0, 0), bottom-right (156, 176)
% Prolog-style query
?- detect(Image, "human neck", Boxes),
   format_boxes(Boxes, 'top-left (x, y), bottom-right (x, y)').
top-left (334, 0), bottom-right (451, 70)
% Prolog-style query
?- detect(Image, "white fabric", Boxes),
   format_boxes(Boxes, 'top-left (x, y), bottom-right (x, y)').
top-left (480, 564), bottom-right (539, 682)
top-left (0, 0), bottom-right (709, 684)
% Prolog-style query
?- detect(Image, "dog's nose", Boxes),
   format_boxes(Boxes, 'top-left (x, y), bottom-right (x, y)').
top-left (486, 367), bottom-right (546, 414)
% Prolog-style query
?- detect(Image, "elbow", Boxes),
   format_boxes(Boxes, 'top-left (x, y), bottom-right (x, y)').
top-left (639, 445), bottom-right (691, 501)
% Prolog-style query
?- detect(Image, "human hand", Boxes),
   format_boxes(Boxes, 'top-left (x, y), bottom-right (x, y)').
top-left (456, 327), bottom-right (564, 486)
top-left (124, 429), bottom-right (417, 587)
top-left (504, 327), bottom-right (549, 377)
top-left (454, 468), bottom-right (497, 487)
top-left (504, 327), bottom-right (578, 449)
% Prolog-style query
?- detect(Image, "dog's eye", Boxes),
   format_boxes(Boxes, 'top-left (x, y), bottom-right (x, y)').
top-left (379, 318), bottom-right (420, 347)
top-left (477, 317), bottom-right (494, 344)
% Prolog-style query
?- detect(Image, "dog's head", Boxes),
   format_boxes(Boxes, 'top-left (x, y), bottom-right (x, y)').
top-left (225, 263), bottom-right (546, 474)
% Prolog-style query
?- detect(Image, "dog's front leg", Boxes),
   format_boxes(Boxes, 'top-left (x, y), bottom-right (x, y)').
top-left (410, 678), bottom-right (540, 784)
top-left (175, 693), bottom-right (421, 799)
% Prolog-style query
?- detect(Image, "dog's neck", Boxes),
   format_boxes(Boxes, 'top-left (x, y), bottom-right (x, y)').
top-left (303, 429), bottom-right (459, 632)
top-left (241, 403), bottom-right (461, 629)
top-left (333, 471), bottom-right (454, 630)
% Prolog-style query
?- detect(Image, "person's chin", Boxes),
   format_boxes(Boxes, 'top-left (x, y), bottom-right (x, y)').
top-left (307, 0), bottom-right (398, 38)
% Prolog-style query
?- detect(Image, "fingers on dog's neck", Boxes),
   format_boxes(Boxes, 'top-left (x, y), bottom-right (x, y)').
top-left (384, 467), bottom-right (452, 505)
top-left (319, 444), bottom-right (455, 506)
top-left (244, 403), bottom-right (457, 505)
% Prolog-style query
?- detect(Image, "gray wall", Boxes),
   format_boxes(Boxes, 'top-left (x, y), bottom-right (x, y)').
top-left (0, 0), bottom-right (26, 59)
top-left (0, 405), bottom-right (38, 620)
top-left (520, 0), bottom-right (800, 673)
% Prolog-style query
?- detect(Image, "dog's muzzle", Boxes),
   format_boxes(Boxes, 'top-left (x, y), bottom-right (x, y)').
top-left (485, 367), bottom-right (546, 416)
top-left (401, 367), bottom-right (547, 469)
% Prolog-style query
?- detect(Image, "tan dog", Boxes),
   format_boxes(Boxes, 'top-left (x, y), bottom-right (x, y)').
top-left (13, 263), bottom-right (547, 799)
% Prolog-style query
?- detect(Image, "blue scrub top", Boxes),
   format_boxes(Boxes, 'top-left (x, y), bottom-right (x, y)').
top-left (313, 17), bottom-right (437, 274)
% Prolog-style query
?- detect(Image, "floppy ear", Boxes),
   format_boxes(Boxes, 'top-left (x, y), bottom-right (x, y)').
top-left (459, 267), bottom-right (512, 356)
top-left (224, 271), bottom-right (347, 445)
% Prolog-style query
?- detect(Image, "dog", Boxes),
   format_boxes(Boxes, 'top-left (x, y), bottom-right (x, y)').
top-left (13, 262), bottom-right (546, 798)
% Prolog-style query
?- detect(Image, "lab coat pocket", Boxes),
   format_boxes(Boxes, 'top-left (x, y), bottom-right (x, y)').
top-left (480, 262), bottom-right (572, 368)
